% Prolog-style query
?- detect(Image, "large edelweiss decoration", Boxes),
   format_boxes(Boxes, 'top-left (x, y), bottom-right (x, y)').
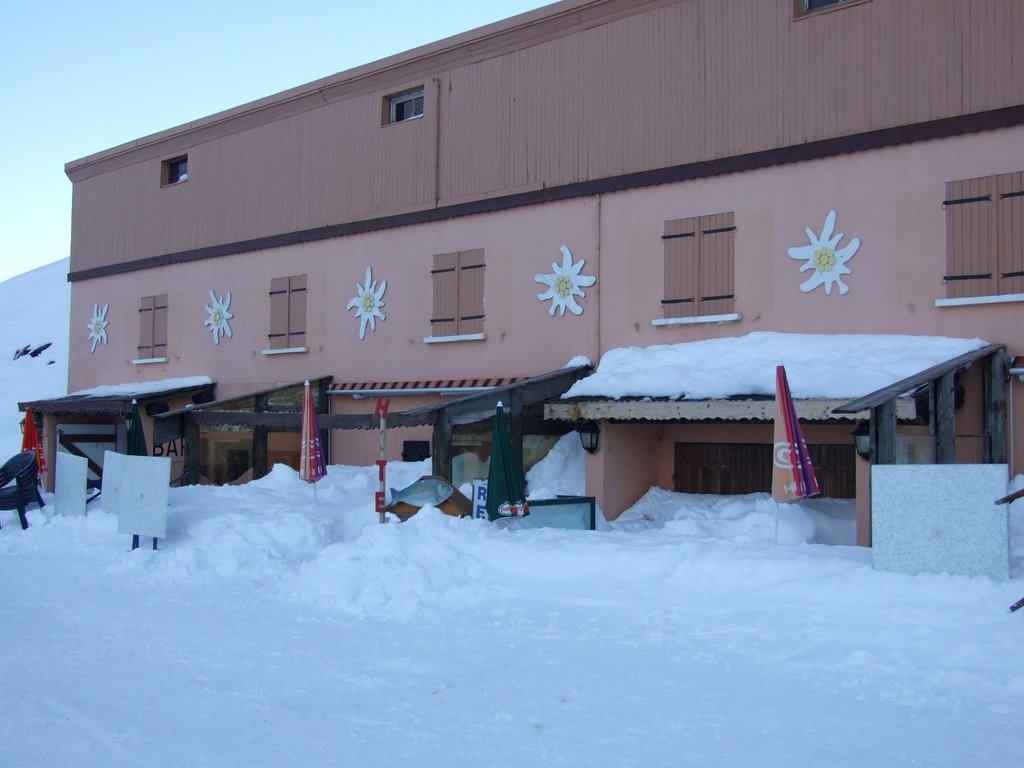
top-left (346, 266), bottom-right (387, 340)
top-left (87, 303), bottom-right (109, 353)
top-left (787, 210), bottom-right (860, 295)
top-left (204, 290), bottom-right (234, 345)
top-left (534, 245), bottom-right (596, 316)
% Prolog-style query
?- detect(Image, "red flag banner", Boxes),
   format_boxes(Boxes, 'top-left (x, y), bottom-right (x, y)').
top-left (771, 365), bottom-right (820, 503)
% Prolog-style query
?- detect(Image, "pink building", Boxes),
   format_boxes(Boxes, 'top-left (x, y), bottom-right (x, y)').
top-left (25, 0), bottom-right (1024, 544)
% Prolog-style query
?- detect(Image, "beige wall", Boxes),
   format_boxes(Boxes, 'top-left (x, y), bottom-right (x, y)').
top-left (68, 197), bottom-right (601, 395)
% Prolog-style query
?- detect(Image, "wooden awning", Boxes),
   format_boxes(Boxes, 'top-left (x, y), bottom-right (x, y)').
top-left (20, 380), bottom-right (215, 418)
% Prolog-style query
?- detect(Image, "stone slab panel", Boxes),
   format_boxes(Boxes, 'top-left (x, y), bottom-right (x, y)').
top-left (106, 451), bottom-right (171, 539)
top-left (872, 464), bottom-right (1009, 580)
top-left (54, 452), bottom-right (88, 518)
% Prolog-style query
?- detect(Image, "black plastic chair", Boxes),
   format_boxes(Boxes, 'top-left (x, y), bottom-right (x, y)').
top-left (0, 451), bottom-right (45, 530)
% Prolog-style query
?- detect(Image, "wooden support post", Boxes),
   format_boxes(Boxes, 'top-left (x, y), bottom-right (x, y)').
top-left (432, 410), bottom-right (453, 481)
top-left (871, 400), bottom-right (897, 465)
top-left (318, 379), bottom-right (331, 465)
top-left (984, 349), bottom-right (1007, 464)
top-left (253, 394), bottom-right (269, 479)
top-left (184, 420), bottom-right (200, 486)
top-left (935, 371), bottom-right (956, 464)
top-left (509, 391), bottom-right (524, 483)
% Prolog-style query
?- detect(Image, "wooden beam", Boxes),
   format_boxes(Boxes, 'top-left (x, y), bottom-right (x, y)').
top-left (546, 398), bottom-right (916, 422)
top-left (834, 344), bottom-right (1005, 413)
top-left (153, 413), bottom-right (184, 444)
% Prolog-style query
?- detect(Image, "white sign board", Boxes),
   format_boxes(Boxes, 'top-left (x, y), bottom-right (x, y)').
top-left (105, 451), bottom-right (171, 540)
top-left (472, 479), bottom-right (488, 519)
top-left (872, 464), bottom-right (1009, 580)
top-left (55, 452), bottom-right (88, 518)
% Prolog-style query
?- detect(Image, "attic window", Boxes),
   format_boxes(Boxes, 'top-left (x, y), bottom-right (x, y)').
top-left (161, 155), bottom-right (188, 186)
top-left (794, 0), bottom-right (869, 17)
top-left (385, 88), bottom-right (424, 125)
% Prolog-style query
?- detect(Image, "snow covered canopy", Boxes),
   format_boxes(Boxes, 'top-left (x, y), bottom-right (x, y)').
top-left (549, 332), bottom-right (995, 423)
top-left (20, 376), bottom-right (215, 417)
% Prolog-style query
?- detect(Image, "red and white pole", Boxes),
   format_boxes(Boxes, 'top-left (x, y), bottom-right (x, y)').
top-left (374, 396), bottom-right (390, 524)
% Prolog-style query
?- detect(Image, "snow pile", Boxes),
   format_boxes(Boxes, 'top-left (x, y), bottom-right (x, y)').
top-left (525, 431), bottom-right (585, 499)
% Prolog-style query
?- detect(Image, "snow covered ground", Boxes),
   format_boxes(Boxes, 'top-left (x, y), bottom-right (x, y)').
top-left (2, 263), bottom-right (1024, 766)
top-left (2, 455), bottom-right (1022, 766)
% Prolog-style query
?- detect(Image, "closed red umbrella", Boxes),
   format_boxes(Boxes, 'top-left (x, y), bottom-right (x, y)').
top-left (771, 366), bottom-right (820, 537)
top-left (299, 381), bottom-right (326, 501)
top-left (21, 407), bottom-right (47, 479)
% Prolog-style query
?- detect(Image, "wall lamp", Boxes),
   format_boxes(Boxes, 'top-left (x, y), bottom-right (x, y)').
top-left (852, 422), bottom-right (871, 461)
top-left (576, 420), bottom-right (601, 454)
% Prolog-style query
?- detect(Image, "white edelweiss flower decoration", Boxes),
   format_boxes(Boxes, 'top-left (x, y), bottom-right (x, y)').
top-left (204, 290), bottom-right (234, 345)
top-left (87, 303), bottom-right (109, 353)
top-left (534, 245), bottom-right (596, 316)
top-left (787, 210), bottom-right (860, 295)
top-left (346, 265), bottom-right (387, 340)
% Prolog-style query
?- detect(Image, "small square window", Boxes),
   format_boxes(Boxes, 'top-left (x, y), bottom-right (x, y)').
top-left (794, 0), bottom-right (867, 17)
top-left (384, 88), bottom-right (424, 125)
top-left (161, 155), bottom-right (188, 186)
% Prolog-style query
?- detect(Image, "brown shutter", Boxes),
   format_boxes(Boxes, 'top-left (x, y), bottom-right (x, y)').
top-left (431, 252), bottom-right (459, 337)
top-left (269, 277), bottom-right (290, 349)
top-left (458, 249), bottom-right (485, 335)
top-left (152, 294), bottom-right (168, 357)
top-left (138, 295), bottom-right (155, 357)
top-left (996, 171), bottom-right (1024, 296)
top-left (944, 176), bottom-right (996, 299)
top-left (288, 275), bottom-right (307, 347)
top-left (698, 212), bottom-right (736, 316)
top-left (662, 217), bottom-right (698, 319)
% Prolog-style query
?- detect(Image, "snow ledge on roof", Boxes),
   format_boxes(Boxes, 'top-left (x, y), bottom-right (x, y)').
top-left (562, 332), bottom-right (989, 401)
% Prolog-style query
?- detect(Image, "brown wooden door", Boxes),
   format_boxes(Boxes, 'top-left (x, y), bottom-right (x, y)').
top-left (674, 442), bottom-right (854, 498)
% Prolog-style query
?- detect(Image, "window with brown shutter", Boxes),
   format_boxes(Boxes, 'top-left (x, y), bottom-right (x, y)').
top-left (138, 294), bottom-right (168, 359)
top-left (268, 275), bottom-right (307, 350)
top-left (662, 213), bottom-right (735, 319)
top-left (431, 250), bottom-right (485, 338)
top-left (944, 171), bottom-right (1024, 299)
top-left (997, 172), bottom-right (1024, 297)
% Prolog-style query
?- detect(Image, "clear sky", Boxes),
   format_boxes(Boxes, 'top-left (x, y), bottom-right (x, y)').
top-left (0, 0), bottom-right (554, 284)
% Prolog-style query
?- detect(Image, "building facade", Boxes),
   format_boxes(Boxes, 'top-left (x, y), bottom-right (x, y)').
top-left (35, 0), bottom-right (1024, 543)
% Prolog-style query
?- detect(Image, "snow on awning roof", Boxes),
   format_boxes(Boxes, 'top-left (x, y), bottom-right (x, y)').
top-left (20, 376), bottom-right (215, 416)
top-left (561, 332), bottom-right (990, 401)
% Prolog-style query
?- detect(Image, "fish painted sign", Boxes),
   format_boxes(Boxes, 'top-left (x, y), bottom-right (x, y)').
top-left (389, 477), bottom-right (455, 508)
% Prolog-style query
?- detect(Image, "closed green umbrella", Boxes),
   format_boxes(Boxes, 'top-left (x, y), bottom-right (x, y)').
top-left (126, 399), bottom-right (148, 457)
top-left (486, 401), bottom-right (529, 521)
